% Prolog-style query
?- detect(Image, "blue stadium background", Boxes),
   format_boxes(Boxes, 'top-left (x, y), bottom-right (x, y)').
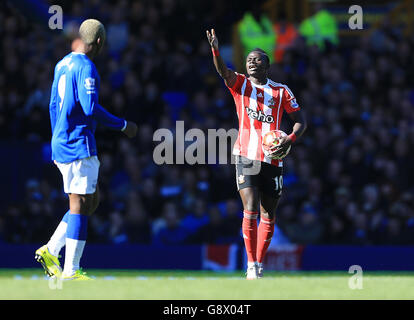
top-left (1, 0), bottom-right (414, 271)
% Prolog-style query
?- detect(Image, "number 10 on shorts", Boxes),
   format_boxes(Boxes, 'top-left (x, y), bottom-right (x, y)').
top-left (274, 175), bottom-right (283, 192)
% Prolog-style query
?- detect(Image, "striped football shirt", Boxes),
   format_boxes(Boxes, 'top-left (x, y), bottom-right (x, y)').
top-left (226, 72), bottom-right (300, 166)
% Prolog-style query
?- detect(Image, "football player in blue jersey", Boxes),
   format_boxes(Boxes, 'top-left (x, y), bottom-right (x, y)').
top-left (35, 19), bottom-right (137, 280)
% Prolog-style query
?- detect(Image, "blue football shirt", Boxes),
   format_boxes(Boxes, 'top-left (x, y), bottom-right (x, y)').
top-left (49, 52), bottom-right (126, 163)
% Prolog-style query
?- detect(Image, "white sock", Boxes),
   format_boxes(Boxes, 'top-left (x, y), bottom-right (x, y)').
top-left (257, 262), bottom-right (263, 268)
top-left (63, 238), bottom-right (86, 276)
top-left (247, 261), bottom-right (258, 268)
top-left (46, 221), bottom-right (67, 257)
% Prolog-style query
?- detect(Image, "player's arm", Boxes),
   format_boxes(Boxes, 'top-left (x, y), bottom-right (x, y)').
top-left (206, 28), bottom-right (237, 88)
top-left (92, 104), bottom-right (137, 138)
top-left (272, 109), bottom-right (307, 157)
top-left (287, 109), bottom-right (307, 142)
top-left (78, 65), bottom-right (137, 138)
top-left (284, 87), bottom-right (307, 143)
top-left (272, 88), bottom-right (307, 157)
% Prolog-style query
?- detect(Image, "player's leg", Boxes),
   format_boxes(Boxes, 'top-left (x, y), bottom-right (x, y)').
top-left (35, 160), bottom-right (73, 277)
top-left (35, 210), bottom-right (68, 276)
top-left (90, 184), bottom-right (100, 214)
top-left (239, 187), bottom-right (260, 261)
top-left (256, 164), bottom-right (283, 278)
top-left (62, 156), bottom-right (100, 279)
top-left (257, 194), bottom-right (280, 278)
top-left (236, 156), bottom-right (261, 279)
top-left (62, 192), bottom-right (94, 279)
top-left (36, 188), bottom-right (98, 278)
top-left (46, 210), bottom-right (70, 256)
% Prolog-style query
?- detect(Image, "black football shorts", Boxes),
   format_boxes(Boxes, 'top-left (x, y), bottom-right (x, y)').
top-left (235, 155), bottom-right (283, 198)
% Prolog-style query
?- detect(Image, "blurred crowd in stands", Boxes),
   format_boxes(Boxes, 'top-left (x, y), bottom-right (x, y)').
top-left (0, 0), bottom-right (413, 246)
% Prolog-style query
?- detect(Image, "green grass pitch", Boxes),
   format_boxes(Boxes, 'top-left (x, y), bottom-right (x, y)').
top-left (1, 269), bottom-right (414, 300)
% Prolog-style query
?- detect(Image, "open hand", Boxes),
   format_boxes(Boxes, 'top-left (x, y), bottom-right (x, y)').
top-left (269, 135), bottom-right (292, 158)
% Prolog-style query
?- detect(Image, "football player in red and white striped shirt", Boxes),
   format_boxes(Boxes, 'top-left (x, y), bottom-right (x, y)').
top-left (207, 29), bottom-right (307, 279)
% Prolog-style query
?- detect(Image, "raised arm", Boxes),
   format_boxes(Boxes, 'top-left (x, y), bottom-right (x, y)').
top-left (206, 28), bottom-right (237, 88)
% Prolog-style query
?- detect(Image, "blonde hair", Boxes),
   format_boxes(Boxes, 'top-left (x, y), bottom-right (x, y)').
top-left (79, 19), bottom-right (106, 46)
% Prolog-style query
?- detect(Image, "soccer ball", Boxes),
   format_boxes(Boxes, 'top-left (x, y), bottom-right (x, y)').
top-left (262, 130), bottom-right (291, 159)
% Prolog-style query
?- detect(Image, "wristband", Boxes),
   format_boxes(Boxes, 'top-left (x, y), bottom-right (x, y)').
top-left (211, 48), bottom-right (220, 57)
top-left (288, 132), bottom-right (297, 143)
top-left (121, 120), bottom-right (127, 132)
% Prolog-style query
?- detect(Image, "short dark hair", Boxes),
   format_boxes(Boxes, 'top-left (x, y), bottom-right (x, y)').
top-left (250, 48), bottom-right (270, 67)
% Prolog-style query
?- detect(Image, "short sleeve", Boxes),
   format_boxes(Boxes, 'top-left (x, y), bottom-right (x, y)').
top-left (282, 85), bottom-right (300, 113)
top-left (226, 72), bottom-right (246, 95)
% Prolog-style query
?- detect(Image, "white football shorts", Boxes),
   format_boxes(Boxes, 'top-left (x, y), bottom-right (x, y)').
top-left (55, 156), bottom-right (100, 195)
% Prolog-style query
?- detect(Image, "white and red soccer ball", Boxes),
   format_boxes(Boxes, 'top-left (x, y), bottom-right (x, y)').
top-left (262, 130), bottom-right (291, 159)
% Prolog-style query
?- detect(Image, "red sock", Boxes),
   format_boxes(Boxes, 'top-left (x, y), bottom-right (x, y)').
top-left (242, 210), bottom-right (258, 263)
top-left (257, 217), bottom-right (275, 263)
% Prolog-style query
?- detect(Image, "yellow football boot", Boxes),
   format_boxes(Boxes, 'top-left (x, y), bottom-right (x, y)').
top-left (63, 269), bottom-right (93, 281)
top-left (35, 245), bottom-right (62, 278)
